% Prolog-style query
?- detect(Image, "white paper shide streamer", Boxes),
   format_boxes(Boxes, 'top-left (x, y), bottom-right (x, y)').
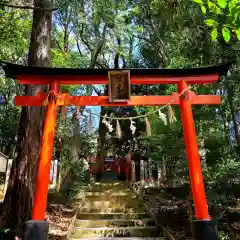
top-left (102, 114), bottom-right (113, 132)
top-left (158, 109), bottom-right (167, 125)
top-left (130, 118), bottom-right (136, 135)
top-left (80, 86), bottom-right (190, 135)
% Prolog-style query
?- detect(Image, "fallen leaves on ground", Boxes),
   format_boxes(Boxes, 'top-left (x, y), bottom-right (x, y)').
top-left (46, 203), bottom-right (77, 238)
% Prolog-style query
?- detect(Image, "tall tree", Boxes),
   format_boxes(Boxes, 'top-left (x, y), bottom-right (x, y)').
top-left (0, 0), bottom-right (53, 234)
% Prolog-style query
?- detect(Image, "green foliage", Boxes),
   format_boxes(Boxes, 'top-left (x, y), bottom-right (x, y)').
top-left (218, 0), bottom-right (228, 9)
top-left (205, 19), bottom-right (219, 27)
top-left (0, 8), bottom-right (30, 155)
top-left (193, 0), bottom-right (203, 4)
top-left (208, 1), bottom-right (223, 14)
top-left (60, 144), bottom-right (91, 199)
top-left (0, 228), bottom-right (11, 233)
top-left (219, 231), bottom-right (231, 240)
top-left (222, 27), bottom-right (231, 42)
top-left (201, 5), bottom-right (207, 13)
top-left (0, 9), bottom-right (31, 61)
top-left (65, 162), bottom-right (91, 199)
top-left (192, 0), bottom-right (240, 42)
top-left (0, 78), bottom-right (22, 154)
top-left (211, 28), bottom-right (218, 40)
top-left (235, 28), bottom-right (240, 40)
top-left (61, 136), bottom-right (94, 200)
top-left (204, 157), bottom-right (240, 205)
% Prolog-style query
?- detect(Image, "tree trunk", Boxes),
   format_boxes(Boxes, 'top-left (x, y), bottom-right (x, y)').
top-left (89, 25), bottom-right (107, 68)
top-left (63, 23), bottom-right (69, 53)
top-left (128, 37), bottom-right (134, 67)
top-left (95, 86), bottom-right (109, 180)
top-left (148, 158), bottom-right (152, 180)
top-left (157, 163), bottom-right (162, 185)
top-left (63, 9), bottom-right (69, 54)
top-left (140, 159), bottom-right (144, 184)
top-left (225, 80), bottom-right (240, 154)
top-left (71, 109), bottom-right (81, 163)
top-left (218, 107), bottom-right (231, 147)
top-left (97, 106), bottom-right (107, 178)
top-left (0, 0), bottom-right (52, 235)
top-left (219, 40), bottom-right (239, 153)
top-left (58, 109), bottom-right (83, 193)
top-left (114, 37), bottom-right (121, 68)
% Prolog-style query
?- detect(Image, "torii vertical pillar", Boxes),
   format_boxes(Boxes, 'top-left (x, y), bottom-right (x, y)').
top-left (178, 80), bottom-right (218, 240)
top-left (32, 79), bottom-right (59, 220)
top-left (25, 80), bottom-right (60, 240)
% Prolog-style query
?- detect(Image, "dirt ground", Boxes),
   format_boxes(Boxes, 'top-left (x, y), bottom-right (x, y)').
top-left (46, 194), bottom-right (78, 240)
top-left (132, 183), bottom-right (240, 240)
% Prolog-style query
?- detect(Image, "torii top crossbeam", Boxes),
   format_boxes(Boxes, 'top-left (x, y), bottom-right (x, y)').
top-left (2, 61), bottom-right (230, 85)
top-left (1, 62), bottom-right (230, 107)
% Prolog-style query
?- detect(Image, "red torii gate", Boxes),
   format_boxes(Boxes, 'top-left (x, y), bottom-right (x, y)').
top-left (1, 62), bottom-right (231, 240)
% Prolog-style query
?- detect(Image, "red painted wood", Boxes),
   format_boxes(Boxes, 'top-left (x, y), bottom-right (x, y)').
top-left (15, 92), bottom-right (46, 106)
top-left (15, 94), bottom-right (221, 106)
top-left (32, 80), bottom-right (59, 221)
top-left (14, 67), bottom-right (222, 223)
top-left (17, 73), bottom-right (219, 85)
top-left (178, 80), bottom-right (210, 220)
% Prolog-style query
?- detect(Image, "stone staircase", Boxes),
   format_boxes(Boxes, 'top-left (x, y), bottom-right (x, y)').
top-left (69, 181), bottom-right (164, 240)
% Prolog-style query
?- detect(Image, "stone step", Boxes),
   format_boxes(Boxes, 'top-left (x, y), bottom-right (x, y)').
top-left (84, 195), bottom-right (134, 200)
top-left (71, 226), bottom-right (158, 238)
top-left (71, 238), bottom-right (164, 240)
top-left (79, 207), bottom-right (145, 213)
top-left (85, 192), bottom-right (132, 197)
top-left (94, 182), bottom-right (125, 186)
top-left (80, 199), bottom-right (143, 209)
top-left (77, 212), bottom-right (149, 220)
top-left (90, 186), bottom-right (128, 189)
top-left (89, 184), bottom-right (127, 190)
top-left (87, 182), bottom-right (129, 187)
top-left (86, 188), bottom-right (132, 193)
top-left (75, 219), bottom-right (155, 228)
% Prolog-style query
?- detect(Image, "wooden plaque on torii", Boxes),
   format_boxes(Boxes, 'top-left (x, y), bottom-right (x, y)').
top-left (108, 70), bottom-right (131, 102)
